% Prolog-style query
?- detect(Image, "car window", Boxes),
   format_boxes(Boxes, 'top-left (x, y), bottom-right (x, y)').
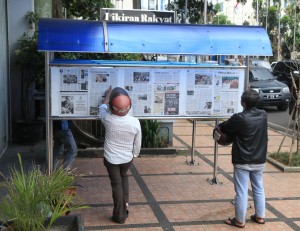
top-left (250, 68), bottom-right (275, 81)
top-left (251, 60), bottom-right (271, 70)
top-left (274, 62), bottom-right (284, 72)
top-left (274, 61), bottom-right (300, 74)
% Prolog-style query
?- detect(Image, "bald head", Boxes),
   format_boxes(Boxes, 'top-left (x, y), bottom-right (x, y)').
top-left (109, 87), bottom-right (131, 116)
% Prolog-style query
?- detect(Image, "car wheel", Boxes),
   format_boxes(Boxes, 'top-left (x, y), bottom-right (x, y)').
top-left (277, 103), bottom-right (288, 111)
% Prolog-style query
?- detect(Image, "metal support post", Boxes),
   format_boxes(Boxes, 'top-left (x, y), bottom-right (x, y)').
top-left (207, 119), bottom-right (222, 184)
top-left (46, 52), bottom-right (54, 174)
top-left (186, 119), bottom-right (198, 165)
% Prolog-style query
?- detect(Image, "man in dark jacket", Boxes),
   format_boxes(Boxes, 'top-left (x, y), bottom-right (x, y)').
top-left (217, 89), bottom-right (267, 228)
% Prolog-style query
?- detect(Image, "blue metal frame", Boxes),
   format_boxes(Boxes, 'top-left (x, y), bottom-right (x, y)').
top-left (38, 19), bottom-right (272, 56)
top-left (38, 18), bottom-right (105, 52)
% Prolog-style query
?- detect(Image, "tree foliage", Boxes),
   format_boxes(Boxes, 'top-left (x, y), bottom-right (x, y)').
top-left (63, 0), bottom-right (113, 20)
top-left (167, 0), bottom-right (214, 24)
top-left (212, 14), bottom-right (232, 25)
top-left (251, 0), bottom-right (300, 61)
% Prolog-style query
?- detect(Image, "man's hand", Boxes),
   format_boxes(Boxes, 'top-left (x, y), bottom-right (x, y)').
top-left (213, 127), bottom-right (221, 141)
top-left (102, 85), bottom-right (112, 104)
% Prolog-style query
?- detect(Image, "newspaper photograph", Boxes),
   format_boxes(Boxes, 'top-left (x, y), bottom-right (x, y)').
top-left (59, 68), bottom-right (89, 92)
top-left (60, 93), bottom-right (88, 115)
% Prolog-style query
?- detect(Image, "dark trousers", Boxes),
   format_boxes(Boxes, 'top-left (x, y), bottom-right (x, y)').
top-left (104, 158), bottom-right (132, 222)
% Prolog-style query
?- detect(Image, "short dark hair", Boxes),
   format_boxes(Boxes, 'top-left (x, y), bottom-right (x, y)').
top-left (241, 89), bottom-right (260, 108)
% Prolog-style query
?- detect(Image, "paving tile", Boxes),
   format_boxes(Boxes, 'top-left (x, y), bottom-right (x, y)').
top-left (197, 147), bottom-right (232, 155)
top-left (251, 222), bottom-right (296, 231)
top-left (174, 225), bottom-right (206, 230)
top-left (268, 200), bottom-right (300, 218)
top-left (126, 205), bottom-right (158, 224)
top-left (75, 175), bottom-right (147, 205)
top-left (161, 202), bottom-right (234, 222)
top-left (173, 127), bottom-right (193, 136)
top-left (75, 177), bottom-right (113, 204)
top-left (268, 135), bottom-right (294, 149)
top-left (142, 175), bottom-right (235, 201)
top-left (202, 222), bottom-right (295, 231)
top-left (263, 173), bottom-right (300, 198)
top-left (72, 157), bottom-right (111, 176)
top-left (80, 205), bottom-right (158, 228)
top-left (163, 203), bottom-right (276, 225)
top-left (294, 222), bottom-right (300, 229)
top-left (134, 155), bottom-right (213, 175)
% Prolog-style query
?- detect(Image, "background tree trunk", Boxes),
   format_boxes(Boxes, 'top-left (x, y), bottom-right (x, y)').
top-left (52, 0), bottom-right (63, 18)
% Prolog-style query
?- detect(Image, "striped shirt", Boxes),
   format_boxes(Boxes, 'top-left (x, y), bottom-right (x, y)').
top-left (99, 104), bottom-right (142, 164)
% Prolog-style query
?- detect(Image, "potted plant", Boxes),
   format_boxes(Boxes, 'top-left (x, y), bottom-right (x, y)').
top-left (0, 154), bottom-right (88, 231)
top-left (14, 12), bottom-right (45, 144)
top-left (140, 120), bottom-right (176, 155)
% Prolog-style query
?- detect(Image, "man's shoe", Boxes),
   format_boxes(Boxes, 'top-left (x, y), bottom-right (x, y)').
top-left (111, 216), bottom-right (125, 224)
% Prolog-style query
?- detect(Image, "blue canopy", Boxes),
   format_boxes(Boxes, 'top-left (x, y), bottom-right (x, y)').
top-left (38, 18), bottom-right (272, 56)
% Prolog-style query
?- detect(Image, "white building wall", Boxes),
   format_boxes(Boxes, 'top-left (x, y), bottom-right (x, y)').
top-left (215, 0), bottom-right (290, 26)
top-left (114, 0), bottom-right (289, 25)
top-left (214, 0), bottom-right (255, 25)
top-left (116, 0), bottom-right (166, 10)
top-left (111, 0), bottom-right (133, 10)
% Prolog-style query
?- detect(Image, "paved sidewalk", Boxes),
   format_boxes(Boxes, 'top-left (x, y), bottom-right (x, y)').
top-left (1, 120), bottom-right (300, 230)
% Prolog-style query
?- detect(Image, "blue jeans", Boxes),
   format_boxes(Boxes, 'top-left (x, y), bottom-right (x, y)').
top-left (234, 166), bottom-right (265, 223)
top-left (53, 129), bottom-right (78, 171)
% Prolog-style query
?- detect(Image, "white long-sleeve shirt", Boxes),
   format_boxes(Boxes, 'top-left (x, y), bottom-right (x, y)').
top-left (99, 104), bottom-right (142, 164)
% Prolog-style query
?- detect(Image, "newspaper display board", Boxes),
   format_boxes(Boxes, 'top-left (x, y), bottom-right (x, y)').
top-left (50, 65), bottom-right (245, 118)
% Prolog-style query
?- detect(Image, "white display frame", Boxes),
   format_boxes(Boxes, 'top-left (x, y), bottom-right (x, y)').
top-left (50, 64), bottom-right (246, 119)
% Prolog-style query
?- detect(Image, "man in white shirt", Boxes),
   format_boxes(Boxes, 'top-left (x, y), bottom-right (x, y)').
top-left (99, 86), bottom-right (142, 224)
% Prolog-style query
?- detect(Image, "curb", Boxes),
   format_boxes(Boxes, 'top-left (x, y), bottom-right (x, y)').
top-left (267, 156), bottom-right (300, 172)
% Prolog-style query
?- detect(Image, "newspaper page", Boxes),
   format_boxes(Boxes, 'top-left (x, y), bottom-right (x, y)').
top-left (51, 67), bottom-right (89, 116)
top-left (89, 68), bottom-right (120, 115)
top-left (152, 69), bottom-right (181, 116)
top-left (123, 69), bottom-right (153, 116)
top-left (214, 69), bottom-right (244, 116)
top-left (185, 69), bottom-right (214, 116)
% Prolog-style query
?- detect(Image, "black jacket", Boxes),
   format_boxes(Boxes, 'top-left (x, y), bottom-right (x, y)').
top-left (218, 107), bottom-right (268, 165)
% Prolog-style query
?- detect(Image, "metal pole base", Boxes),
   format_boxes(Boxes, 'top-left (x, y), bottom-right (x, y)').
top-left (186, 159), bottom-right (199, 166)
top-left (207, 177), bottom-right (223, 185)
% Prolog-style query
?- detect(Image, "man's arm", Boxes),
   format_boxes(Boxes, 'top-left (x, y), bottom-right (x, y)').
top-left (133, 122), bottom-right (142, 157)
top-left (102, 85), bottom-right (112, 104)
top-left (218, 113), bottom-right (241, 134)
top-left (99, 86), bottom-right (112, 119)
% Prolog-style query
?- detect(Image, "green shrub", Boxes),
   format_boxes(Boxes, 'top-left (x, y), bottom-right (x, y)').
top-left (0, 154), bottom-right (88, 231)
top-left (269, 152), bottom-right (300, 167)
top-left (140, 120), bottom-right (164, 148)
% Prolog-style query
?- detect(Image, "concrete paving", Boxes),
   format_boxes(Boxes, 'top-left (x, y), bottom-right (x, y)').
top-left (1, 119), bottom-right (300, 230)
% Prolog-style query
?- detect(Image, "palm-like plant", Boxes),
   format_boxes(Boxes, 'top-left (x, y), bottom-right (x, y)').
top-left (0, 154), bottom-right (87, 231)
